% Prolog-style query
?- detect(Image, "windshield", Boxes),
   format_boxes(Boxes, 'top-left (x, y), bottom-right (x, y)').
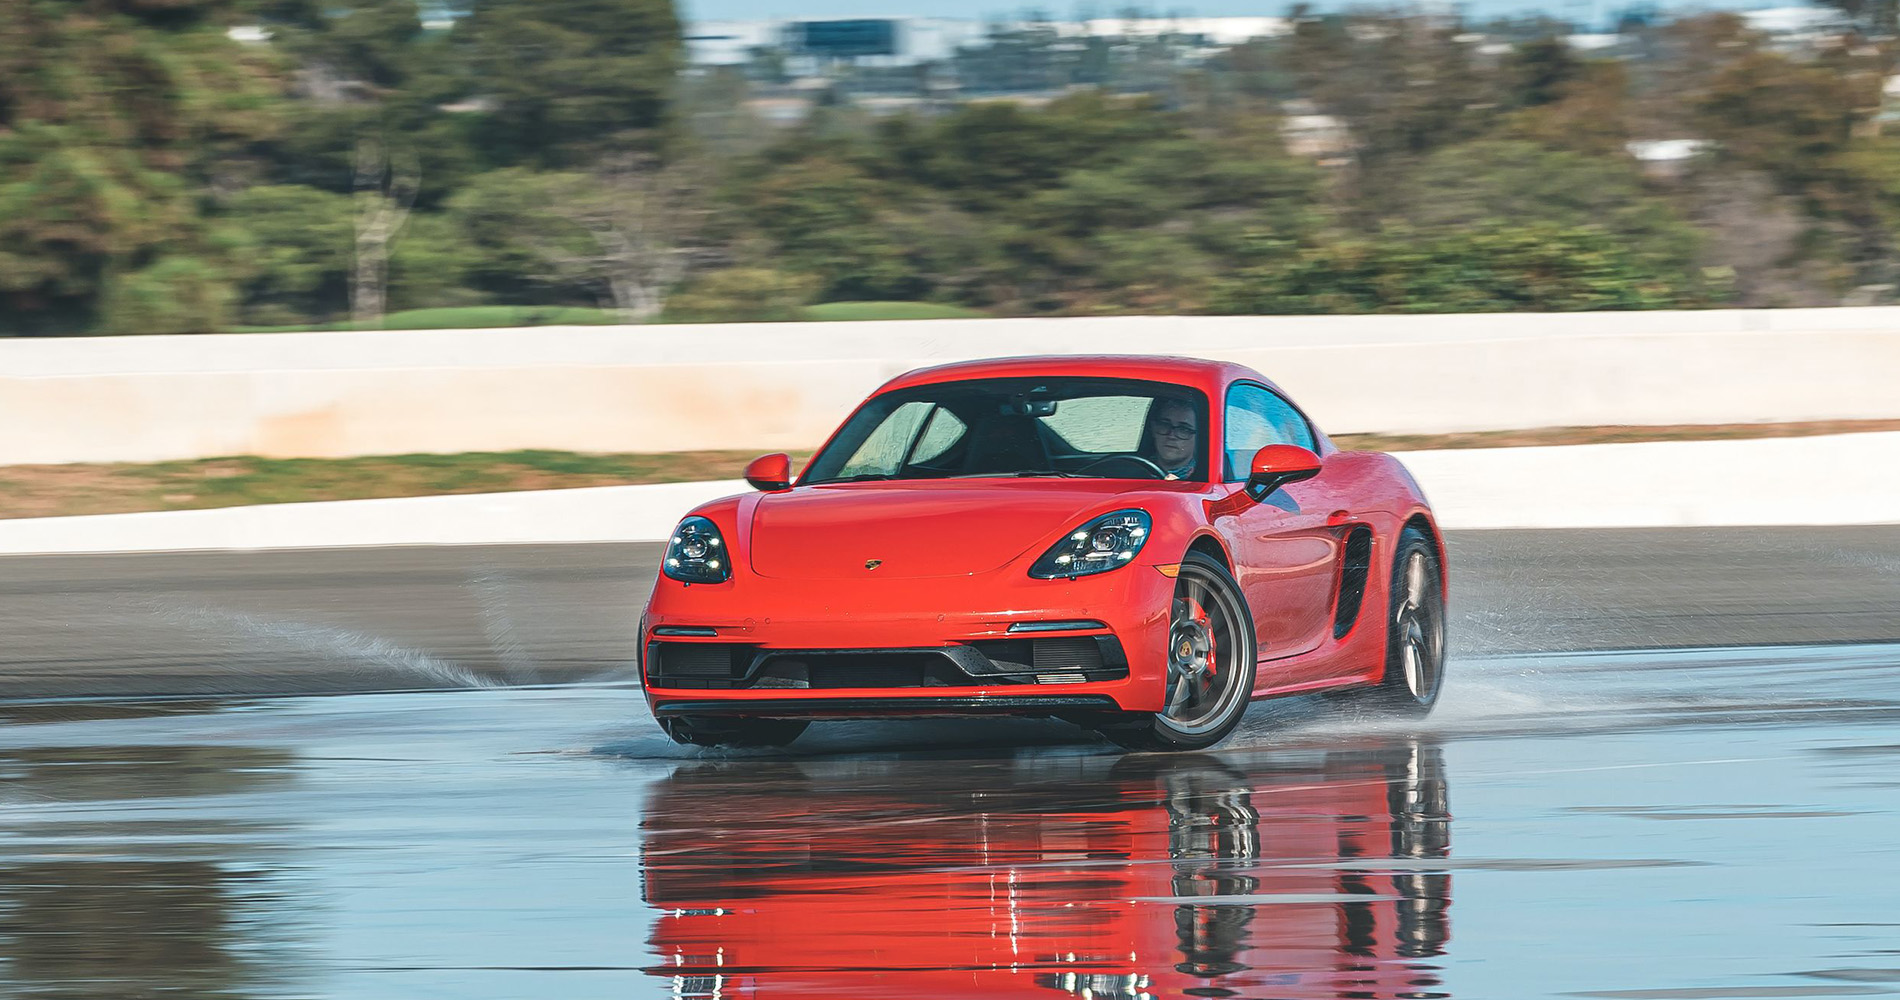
top-left (802, 377), bottom-right (1210, 485)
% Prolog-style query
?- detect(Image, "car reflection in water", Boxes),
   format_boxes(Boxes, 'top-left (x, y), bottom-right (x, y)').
top-left (640, 737), bottom-right (1451, 999)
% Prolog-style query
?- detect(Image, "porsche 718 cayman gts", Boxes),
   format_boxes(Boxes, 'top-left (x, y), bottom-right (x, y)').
top-left (640, 355), bottom-right (1445, 751)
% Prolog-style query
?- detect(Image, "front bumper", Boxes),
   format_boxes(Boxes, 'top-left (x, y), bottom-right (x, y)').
top-left (652, 694), bottom-right (1124, 719)
top-left (641, 564), bottom-right (1175, 715)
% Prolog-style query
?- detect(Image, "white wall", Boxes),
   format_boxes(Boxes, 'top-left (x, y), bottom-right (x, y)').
top-left (6, 309), bottom-right (1900, 465)
top-left (3, 432), bottom-right (1894, 555)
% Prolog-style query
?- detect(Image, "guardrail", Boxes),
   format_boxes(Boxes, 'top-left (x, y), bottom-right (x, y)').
top-left (5, 309), bottom-right (1899, 465)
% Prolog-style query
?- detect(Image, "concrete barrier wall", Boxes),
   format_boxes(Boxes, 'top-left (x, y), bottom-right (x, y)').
top-left (3, 432), bottom-right (1896, 554)
top-left (6, 308), bottom-right (1900, 464)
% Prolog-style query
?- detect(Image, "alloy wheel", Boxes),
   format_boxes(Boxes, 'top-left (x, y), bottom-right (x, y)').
top-left (1394, 549), bottom-right (1445, 703)
top-left (1161, 567), bottom-right (1250, 736)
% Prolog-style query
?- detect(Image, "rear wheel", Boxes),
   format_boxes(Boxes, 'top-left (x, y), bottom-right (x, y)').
top-left (659, 715), bottom-right (810, 749)
top-left (1099, 551), bottom-right (1257, 752)
top-left (1367, 526), bottom-right (1446, 716)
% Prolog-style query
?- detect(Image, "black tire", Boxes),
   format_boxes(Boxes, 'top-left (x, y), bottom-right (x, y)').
top-left (659, 715), bottom-right (810, 749)
top-left (1365, 525), bottom-right (1447, 716)
top-left (1098, 551), bottom-right (1258, 752)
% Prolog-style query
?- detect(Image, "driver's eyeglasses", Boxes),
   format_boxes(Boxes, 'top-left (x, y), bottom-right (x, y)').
top-left (1150, 417), bottom-right (1198, 439)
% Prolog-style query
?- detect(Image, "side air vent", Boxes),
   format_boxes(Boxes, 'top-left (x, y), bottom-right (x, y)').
top-left (1333, 526), bottom-right (1374, 639)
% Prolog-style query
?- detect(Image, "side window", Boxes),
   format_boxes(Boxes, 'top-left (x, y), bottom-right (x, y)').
top-left (837, 400), bottom-right (932, 478)
top-left (908, 406), bottom-right (967, 466)
top-left (1224, 383), bottom-right (1315, 481)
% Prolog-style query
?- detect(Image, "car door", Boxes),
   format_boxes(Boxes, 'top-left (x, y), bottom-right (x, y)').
top-left (1219, 382), bottom-right (1341, 666)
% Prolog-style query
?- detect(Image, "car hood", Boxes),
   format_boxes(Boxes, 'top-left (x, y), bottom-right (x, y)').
top-left (748, 480), bottom-right (1147, 580)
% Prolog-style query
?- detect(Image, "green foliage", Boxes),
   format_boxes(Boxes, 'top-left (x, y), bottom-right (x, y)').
top-left (725, 95), bottom-right (1324, 315)
top-left (387, 212), bottom-right (482, 312)
top-left (802, 301), bottom-right (987, 321)
top-left (234, 305), bottom-right (623, 332)
top-left (1697, 49), bottom-right (1869, 190)
top-left (220, 183), bottom-right (352, 323)
top-left (898, 92), bottom-right (1182, 208)
top-left (1391, 140), bottom-right (1703, 282)
top-left (664, 268), bottom-right (818, 323)
top-left (1211, 225), bottom-right (1711, 314)
top-left (736, 156), bottom-right (926, 301)
top-left (459, 0), bottom-right (683, 167)
top-left (439, 167), bottom-right (598, 306)
top-left (6, 0), bottom-right (1900, 332)
top-left (1505, 36), bottom-right (1583, 108)
top-left (98, 255), bottom-right (236, 334)
top-left (1283, 9), bottom-right (1500, 166)
top-left (0, 0), bottom-right (284, 333)
top-left (249, 0), bottom-right (426, 89)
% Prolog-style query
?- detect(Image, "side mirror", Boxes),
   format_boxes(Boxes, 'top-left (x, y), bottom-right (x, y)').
top-left (744, 453), bottom-right (793, 492)
top-left (1246, 444), bottom-right (1322, 500)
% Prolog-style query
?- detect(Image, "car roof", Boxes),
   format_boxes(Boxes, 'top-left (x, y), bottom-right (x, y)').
top-left (878, 355), bottom-right (1279, 398)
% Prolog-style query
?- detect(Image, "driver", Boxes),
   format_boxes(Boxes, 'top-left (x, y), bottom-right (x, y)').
top-left (1146, 398), bottom-right (1199, 480)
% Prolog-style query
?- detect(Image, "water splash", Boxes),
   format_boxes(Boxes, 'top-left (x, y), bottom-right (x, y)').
top-left (149, 602), bottom-right (497, 690)
top-left (467, 569), bottom-right (537, 684)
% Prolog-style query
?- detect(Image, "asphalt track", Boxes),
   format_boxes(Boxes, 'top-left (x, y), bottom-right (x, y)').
top-left (2, 527), bottom-right (1898, 998)
top-left (2, 526), bottom-right (1898, 698)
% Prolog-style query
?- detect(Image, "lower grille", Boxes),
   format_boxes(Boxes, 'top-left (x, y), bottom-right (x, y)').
top-left (646, 642), bottom-right (753, 688)
top-left (755, 652), bottom-right (975, 689)
top-left (967, 636), bottom-right (1106, 673)
top-left (646, 635), bottom-right (1129, 690)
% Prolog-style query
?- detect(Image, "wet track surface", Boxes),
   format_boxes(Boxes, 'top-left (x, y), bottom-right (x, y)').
top-left (2, 528), bottom-right (1899, 998)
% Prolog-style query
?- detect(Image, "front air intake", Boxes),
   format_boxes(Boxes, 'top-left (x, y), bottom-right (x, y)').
top-left (646, 642), bottom-right (754, 688)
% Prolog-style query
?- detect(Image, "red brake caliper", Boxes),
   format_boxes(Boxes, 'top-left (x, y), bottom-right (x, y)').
top-left (1191, 597), bottom-right (1217, 678)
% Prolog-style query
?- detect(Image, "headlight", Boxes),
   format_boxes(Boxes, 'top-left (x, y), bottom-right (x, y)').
top-left (1029, 509), bottom-right (1151, 579)
top-left (663, 516), bottom-right (730, 584)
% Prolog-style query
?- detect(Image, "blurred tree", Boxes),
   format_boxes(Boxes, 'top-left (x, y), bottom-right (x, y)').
top-left (219, 183), bottom-right (353, 324)
top-left (1282, 8), bottom-right (1501, 170)
top-left (458, 0), bottom-right (683, 167)
top-left (1211, 224), bottom-right (1710, 314)
top-left (1501, 60), bottom-right (1633, 156)
top-left (736, 156), bottom-right (924, 301)
top-left (349, 134), bottom-right (419, 325)
top-left (0, 0), bottom-right (283, 332)
top-left (899, 92), bottom-right (1180, 209)
top-left (1683, 167), bottom-right (1848, 306)
top-left (99, 255), bottom-right (236, 333)
top-left (1505, 35), bottom-right (1583, 108)
top-left (664, 267), bottom-right (818, 322)
top-left (243, 0), bottom-right (426, 90)
top-left (386, 212), bottom-right (482, 312)
top-left (1389, 140), bottom-right (1701, 280)
top-left (448, 156), bottom-right (707, 321)
top-left (1697, 48), bottom-right (1873, 192)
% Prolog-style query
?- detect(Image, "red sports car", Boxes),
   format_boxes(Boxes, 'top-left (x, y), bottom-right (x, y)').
top-left (640, 355), bottom-right (1445, 751)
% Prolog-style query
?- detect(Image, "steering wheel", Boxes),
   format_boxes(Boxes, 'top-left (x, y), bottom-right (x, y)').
top-left (1073, 454), bottom-right (1170, 479)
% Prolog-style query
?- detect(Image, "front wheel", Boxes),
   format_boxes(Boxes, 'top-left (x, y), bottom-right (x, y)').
top-left (658, 715), bottom-right (809, 749)
top-left (1099, 551), bottom-right (1257, 752)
